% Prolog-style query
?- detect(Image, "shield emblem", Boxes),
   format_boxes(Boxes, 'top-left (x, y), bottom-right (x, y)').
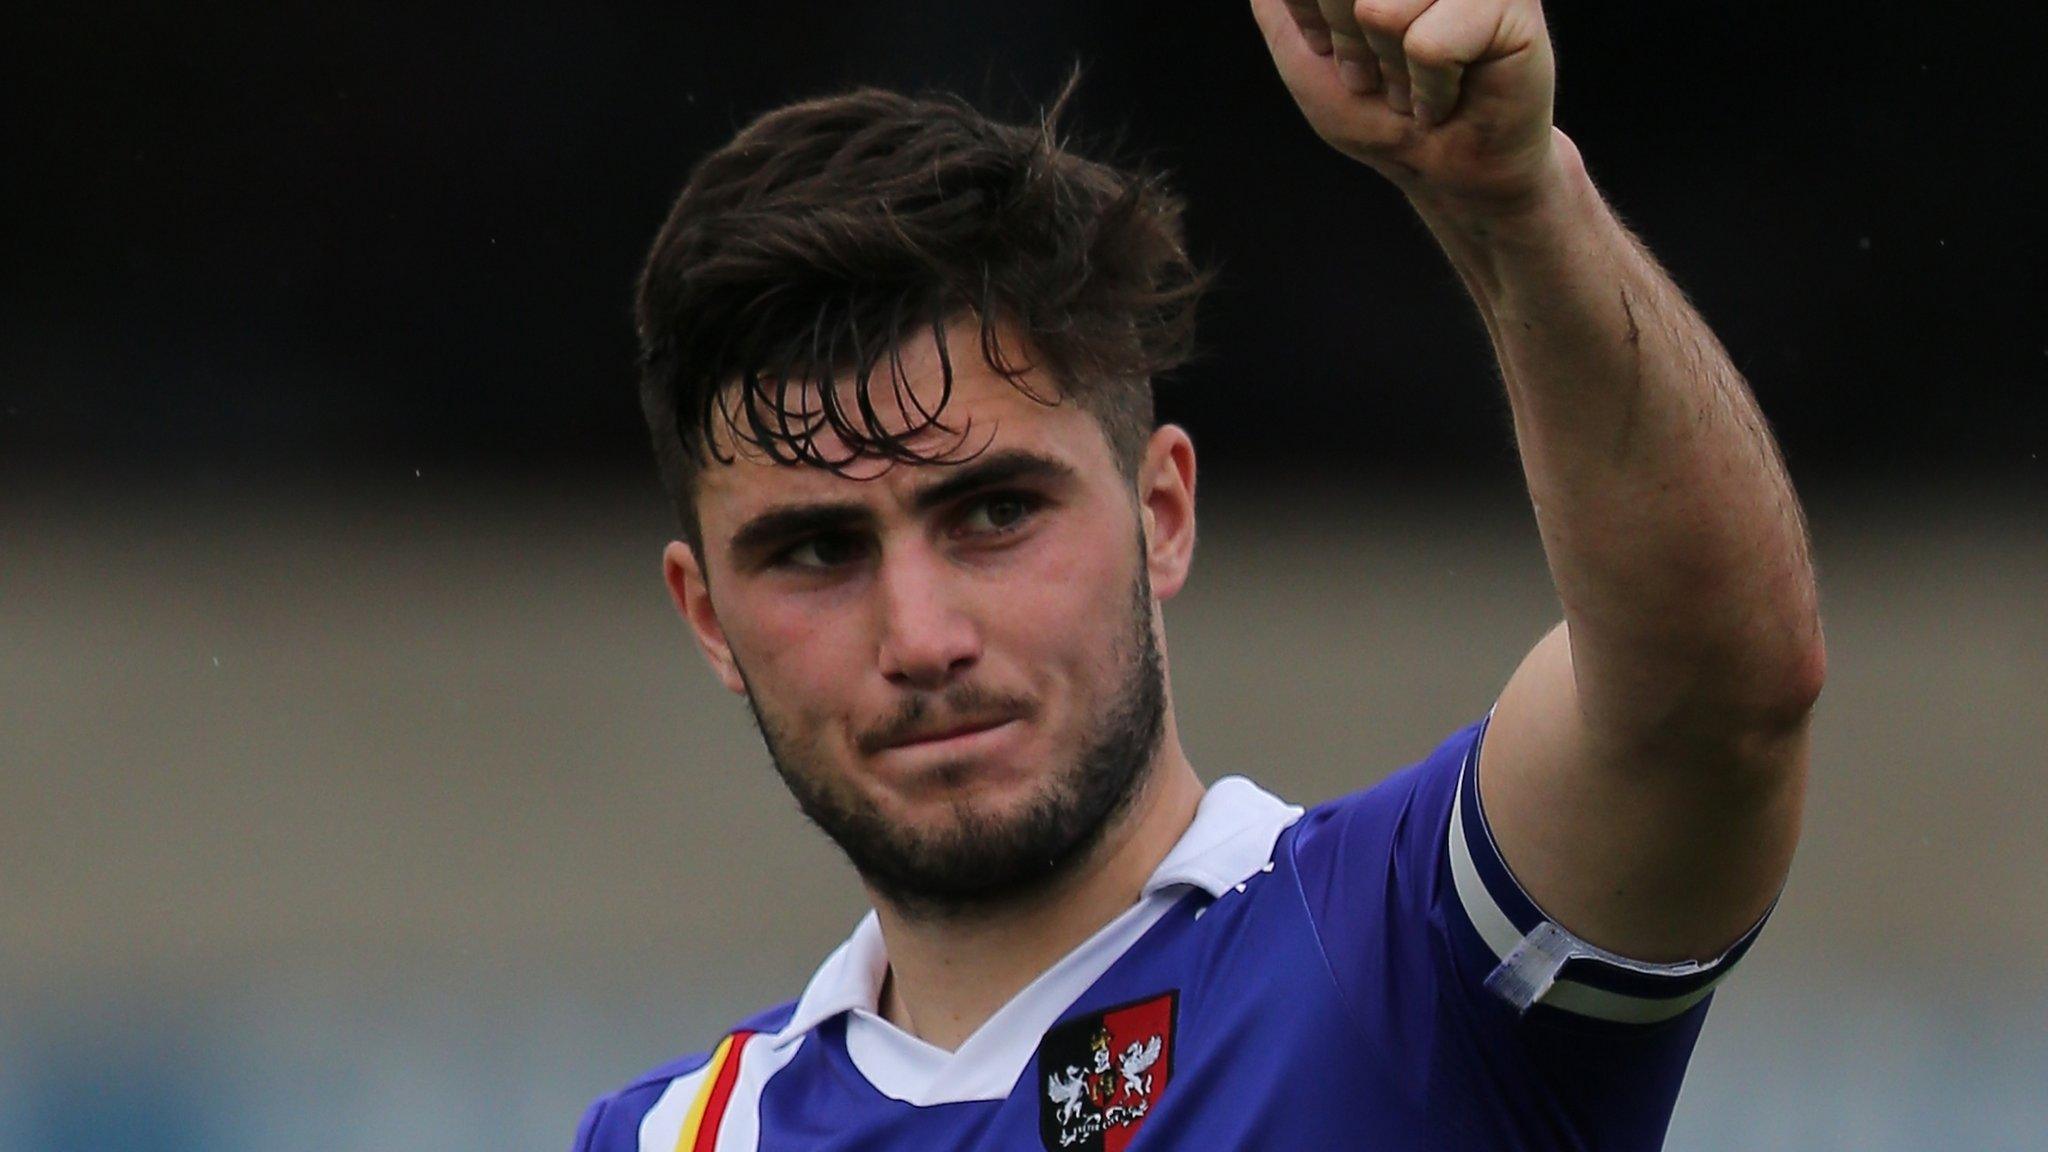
top-left (1036, 991), bottom-right (1177, 1151)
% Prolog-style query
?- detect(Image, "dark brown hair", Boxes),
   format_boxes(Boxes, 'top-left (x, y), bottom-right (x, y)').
top-left (633, 70), bottom-right (1212, 551)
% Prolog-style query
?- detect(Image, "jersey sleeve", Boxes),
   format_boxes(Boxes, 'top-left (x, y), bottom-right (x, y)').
top-left (1286, 716), bottom-right (1773, 1143)
top-left (568, 1000), bottom-right (796, 1152)
top-left (568, 1051), bottom-right (715, 1152)
top-left (1292, 715), bottom-right (1768, 1028)
top-left (568, 1096), bottom-right (611, 1152)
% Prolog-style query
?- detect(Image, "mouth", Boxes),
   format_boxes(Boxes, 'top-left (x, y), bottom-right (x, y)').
top-left (861, 710), bottom-right (1035, 777)
top-left (882, 717), bottom-right (1017, 752)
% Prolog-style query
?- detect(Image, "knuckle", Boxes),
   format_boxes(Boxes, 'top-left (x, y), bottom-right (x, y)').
top-left (1350, 0), bottom-right (1416, 33)
top-left (1403, 32), bottom-right (1453, 66)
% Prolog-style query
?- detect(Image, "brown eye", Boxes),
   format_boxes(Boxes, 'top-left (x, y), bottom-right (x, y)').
top-left (959, 492), bottom-right (1039, 535)
top-left (782, 533), bottom-right (868, 569)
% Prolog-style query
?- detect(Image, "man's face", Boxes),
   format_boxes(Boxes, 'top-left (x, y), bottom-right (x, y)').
top-left (665, 318), bottom-right (1197, 918)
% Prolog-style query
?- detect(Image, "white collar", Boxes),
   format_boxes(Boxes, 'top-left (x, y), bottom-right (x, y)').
top-left (763, 776), bottom-right (1302, 1103)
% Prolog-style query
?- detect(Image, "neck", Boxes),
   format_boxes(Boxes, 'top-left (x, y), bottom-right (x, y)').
top-left (871, 733), bottom-right (1203, 1052)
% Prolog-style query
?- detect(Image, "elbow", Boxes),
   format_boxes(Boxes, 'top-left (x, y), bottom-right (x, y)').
top-left (1687, 613), bottom-right (1828, 754)
top-left (1679, 630), bottom-right (1824, 788)
top-left (1775, 613), bottom-right (1828, 726)
top-left (1791, 625), bottom-right (1828, 715)
top-left (1740, 617), bottom-right (1826, 737)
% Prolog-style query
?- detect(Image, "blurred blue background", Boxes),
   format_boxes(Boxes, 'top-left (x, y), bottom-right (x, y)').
top-left (4, 2), bottom-right (2043, 1150)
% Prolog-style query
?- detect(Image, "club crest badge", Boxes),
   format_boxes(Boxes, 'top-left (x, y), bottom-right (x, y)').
top-left (1036, 991), bottom-right (1177, 1151)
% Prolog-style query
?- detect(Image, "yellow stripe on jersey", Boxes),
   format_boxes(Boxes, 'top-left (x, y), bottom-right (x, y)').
top-left (674, 1033), bottom-right (738, 1152)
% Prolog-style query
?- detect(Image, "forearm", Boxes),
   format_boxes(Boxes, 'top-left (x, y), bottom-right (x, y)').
top-left (1415, 131), bottom-right (1825, 749)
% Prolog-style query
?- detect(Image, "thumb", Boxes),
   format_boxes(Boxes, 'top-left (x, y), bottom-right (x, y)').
top-left (1249, 0), bottom-right (1322, 69)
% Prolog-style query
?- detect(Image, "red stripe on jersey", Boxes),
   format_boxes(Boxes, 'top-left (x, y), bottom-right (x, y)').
top-left (691, 1029), bottom-right (757, 1152)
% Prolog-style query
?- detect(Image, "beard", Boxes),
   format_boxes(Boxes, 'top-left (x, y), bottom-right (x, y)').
top-left (740, 558), bottom-right (1167, 922)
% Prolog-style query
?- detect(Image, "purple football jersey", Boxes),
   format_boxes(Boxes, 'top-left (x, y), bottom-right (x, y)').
top-left (574, 718), bottom-right (1763, 1151)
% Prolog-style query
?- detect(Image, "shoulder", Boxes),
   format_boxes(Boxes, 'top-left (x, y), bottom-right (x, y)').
top-left (569, 1000), bottom-right (798, 1152)
top-left (1286, 714), bottom-right (1768, 1029)
top-left (1286, 719), bottom-right (1482, 857)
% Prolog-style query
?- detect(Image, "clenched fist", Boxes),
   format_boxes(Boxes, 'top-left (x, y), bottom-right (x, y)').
top-left (1252, 0), bottom-right (1560, 212)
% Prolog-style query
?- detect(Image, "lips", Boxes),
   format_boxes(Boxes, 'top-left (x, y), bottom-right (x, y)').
top-left (855, 692), bottom-right (1039, 758)
top-left (882, 716), bottom-right (1015, 750)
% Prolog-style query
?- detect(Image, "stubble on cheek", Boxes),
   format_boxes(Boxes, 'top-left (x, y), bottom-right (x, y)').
top-left (740, 549), bottom-right (1164, 918)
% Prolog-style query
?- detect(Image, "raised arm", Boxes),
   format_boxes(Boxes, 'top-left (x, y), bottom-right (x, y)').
top-left (1251, 0), bottom-right (1826, 962)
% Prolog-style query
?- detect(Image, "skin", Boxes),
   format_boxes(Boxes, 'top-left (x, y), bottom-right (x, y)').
top-left (664, 0), bottom-right (1825, 1050)
top-left (1253, 0), bottom-right (1824, 961)
top-left (666, 325), bottom-right (1206, 1049)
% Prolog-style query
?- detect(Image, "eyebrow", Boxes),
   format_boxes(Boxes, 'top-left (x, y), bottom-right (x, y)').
top-left (907, 448), bottom-right (1080, 514)
top-left (725, 449), bottom-right (1081, 560)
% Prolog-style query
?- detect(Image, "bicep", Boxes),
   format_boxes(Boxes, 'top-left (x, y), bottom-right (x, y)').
top-left (1479, 620), bottom-right (1807, 964)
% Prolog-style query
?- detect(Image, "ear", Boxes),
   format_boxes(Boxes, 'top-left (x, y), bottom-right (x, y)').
top-left (663, 540), bottom-right (748, 696)
top-left (1136, 425), bottom-right (1198, 601)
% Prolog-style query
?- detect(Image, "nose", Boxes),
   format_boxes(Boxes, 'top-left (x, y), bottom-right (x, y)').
top-left (874, 543), bottom-right (980, 690)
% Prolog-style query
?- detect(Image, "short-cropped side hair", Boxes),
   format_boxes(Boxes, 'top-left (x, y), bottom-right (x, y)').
top-left (634, 69), bottom-right (1212, 551)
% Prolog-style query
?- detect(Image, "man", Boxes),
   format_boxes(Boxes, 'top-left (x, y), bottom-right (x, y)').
top-left (576, 0), bottom-right (1824, 1146)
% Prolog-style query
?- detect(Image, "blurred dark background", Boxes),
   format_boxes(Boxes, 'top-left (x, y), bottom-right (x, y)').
top-left (6, 1), bottom-right (2042, 484)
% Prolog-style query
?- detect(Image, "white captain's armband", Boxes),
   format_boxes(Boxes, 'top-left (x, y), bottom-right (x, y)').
top-left (1447, 737), bottom-right (1771, 1025)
